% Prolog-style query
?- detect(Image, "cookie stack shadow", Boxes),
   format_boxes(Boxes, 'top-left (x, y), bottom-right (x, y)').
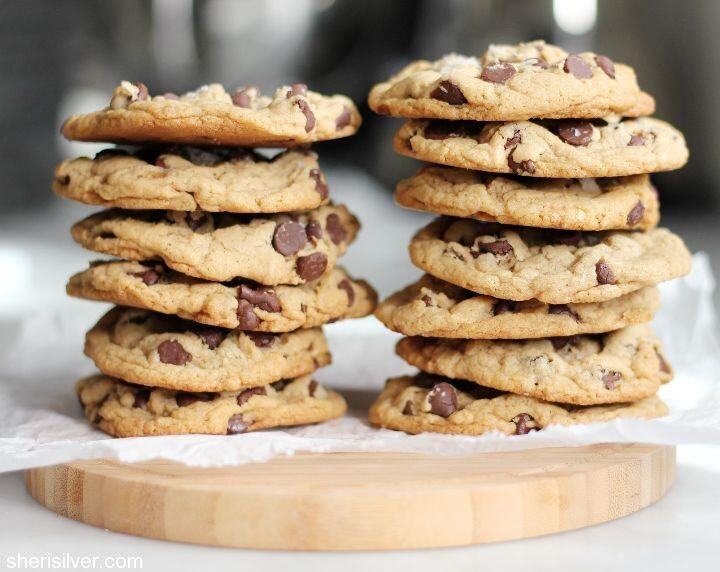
top-left (56, 80), bottom-right (376, 437)
top-left (367, 41), bottom-right (692, 435)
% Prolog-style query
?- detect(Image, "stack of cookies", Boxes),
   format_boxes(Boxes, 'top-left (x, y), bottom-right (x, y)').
top-left (367, 41), bottom-right (692, 436)
top-left (55, 81), bottom-right (377, 437)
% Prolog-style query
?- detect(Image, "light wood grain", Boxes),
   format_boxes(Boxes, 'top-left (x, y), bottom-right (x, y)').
top-left (25, 444), bottom-right (675, 550)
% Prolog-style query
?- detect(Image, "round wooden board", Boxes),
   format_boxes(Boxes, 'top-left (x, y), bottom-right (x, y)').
top-left (25, 444), bottom-right (675, 551)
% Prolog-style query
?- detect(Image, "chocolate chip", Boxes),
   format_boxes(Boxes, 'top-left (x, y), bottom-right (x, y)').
top-left (296, 253), bottom-right (328, 281)
top-left (287, 83), bottom-right (308, 97)
top-left (557, 121), bottom-right (594, 146)
top-left (427, 382), bottom-right (457, 418)
top-left (420, 294), bottom-right (433, 307)
top-left (548, 304), bottom-right (580, 322)
top-left (338, 279), bottom-right (355, 306)
top-left (493, 299), bottom-right (516, 315)
top-left (295, 99), bottom-right (315, 132)
top-left (95, 148), bottom-right (130, 161)
top-left (308, 380), bottom-right (318, 397)
top-left (628, 134), bottom-right (645, 146)
top-left (98, 232), bottom-right (116, 239)
top-left (232, 87), bottom-right (255, 108)
top-left (325, 213), bottom-right (346, 245)
top-left (236, 386), bottom-right (266, 406)
top-left (271, 379), bottom-right (288, 392)
top-left (157, 340), bottom-right (192, 365)
top-left (247, 332), bottom-right (276, 348)
top-left (132, 266), bottom-right (163, 285)
top-left (513, 413), bottom-right (539, 435)
top-left (239, 283), bottom-right (281, 313)
top-left (601, 371), bottom-right (621, 390)
top-left (564, 54), bottom-right (593, 79)
top-left (305, 219), bottom-right (324, 240)
top-left (176, 392), bottom-right (212, 407)
top-left (227, 414), bottom-right (249, 434)
top-left (473, 239), bottom-right (513, 256)
top-left (133, 389), bottom-right (150, 408)
top-left (402, 401), bottom-right (415, 415)
top-left (504, 129), bottom-right (521, 149)
top-left (236, 299), bottom-right (261, 329)
top-left (507, 155), bottom-right (536, 175)
top-left (335, 106), bottom-right (352, 129)
top-left (533, 58), bottom-right (549, 69)
top-left (594, 55), bottom-right (615, 79)
top-left (192, 325), bottom-right (227, 349)
top-left (596, 259), bottom-right (618, 285)
top-left (55, 174), bottom-right (70, 185)
top-left (309, 168), bottom-right (329, 200)
top-left (134, 82), bottom-right (149, 101)
top-left (430, 80), bottom-right (468, 104)
top-left (273, 221), bottom-right (308, 256)
top-left (185, 212), bottom-right (209, 231)
top-left (480, 63), bottom-right (516, 84)
top-left (551, 335), bottom-right (579, 351)
top-left (627, 201), bottom-right (645, 225)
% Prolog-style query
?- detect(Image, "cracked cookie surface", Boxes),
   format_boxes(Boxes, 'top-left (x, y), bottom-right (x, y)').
top-left (69, 261), bottom-right (377, 331)
top-left (409, 218), bottom-right (691, 303)
top-left (62, 81), bottom-right (361, 146)
top-left (77, 373), bottom-right (346, 437)
top-left (376, 275), bottom-right (659, 339)
top-left (394, 117), bottom-right (687, 178)
top-left (396, 167), bottom-right (659, 231)
top-left (71, 204), bottom-right (359, 284)
top-left (368, 374), bottom-right (668, 436)
top-left (84, 307), bottom-right (331, 392)
top-left (396, 325), bottom-right (672, 405)
top-left (369, 41), bottom-right (654, 121)
top-left (54, 148), bottom-right (330, 213)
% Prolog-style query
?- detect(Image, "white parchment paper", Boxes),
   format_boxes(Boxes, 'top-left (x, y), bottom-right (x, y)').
top-left (1, 253), bottom-right (719, 473)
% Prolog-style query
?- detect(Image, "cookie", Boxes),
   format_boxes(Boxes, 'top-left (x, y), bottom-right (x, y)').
top-left (396, 324), bottom-right (672, 405)
top-left (409, 218), bottom-right (692, 303)
top-left (62, 81), bottom-right (361, 147)
top-left (54, 148), bottom-right (330, 213)
top-left (396, 167), bottom-right (659, 231)
top-left (71, 204), bottom-right (359, 284)
top-left (394, 117), bottom-right (688, 178)
top-left (77, 373), bottom-right (346, 437)
top-left (368, 374), bottom-right (668, 436)
top-left (84, 307), bottom-right (331, 392)
top-left (376, 274), bottom-right (659, 339)
top-left (369, 41), bottom-right (654, 121)
top-left (68, 261), bottom-right (377, 331)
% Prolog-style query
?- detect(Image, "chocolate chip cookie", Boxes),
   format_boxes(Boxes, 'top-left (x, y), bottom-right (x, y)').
top-left (409, 218), bottom-right (691, 303)
top-left (394, 117), bottom-right (688, 178)
top-left (62, 82), bottom-right (361, 146)
top-left (71, 204), bottom-right (359, 284)
top-left (396, 167), bottom-right (659, 231)
top-left (368, 374), bottom-right (668, 436)
top-left (68, 261), bottom-right (377, 331)
top-left (54, 148), bottom-right (330, 213)
top-left (396, 324), bottom-right (672, 405)
top-left (369, 41), bottom-right (654, 121)
top-left (376, 274), bottom-right (659, 339)
top-left (84, 307), bottom-right (331, 392)
top-left (77, 373), bottom-right (346, 437)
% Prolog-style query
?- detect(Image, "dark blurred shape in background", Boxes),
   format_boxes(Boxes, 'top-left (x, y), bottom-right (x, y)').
top-left (2, 0), bottom-right (719, 210)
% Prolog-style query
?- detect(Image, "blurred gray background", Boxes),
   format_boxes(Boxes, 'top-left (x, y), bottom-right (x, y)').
top-left (0, 0), bottom-right (718, 321)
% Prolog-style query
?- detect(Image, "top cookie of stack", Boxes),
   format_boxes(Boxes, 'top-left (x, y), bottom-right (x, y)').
top-left (57, 80), bottom-right (377, 438)
top-left (368, 41), bottom-right (691, 436)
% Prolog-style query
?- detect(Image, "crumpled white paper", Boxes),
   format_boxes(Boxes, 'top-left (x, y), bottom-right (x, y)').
top-left (1, 253), bottom-right (719, 473)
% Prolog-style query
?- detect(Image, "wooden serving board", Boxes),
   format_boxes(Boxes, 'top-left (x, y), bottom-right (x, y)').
top-left (25, 444), bottom-right (674, 551)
